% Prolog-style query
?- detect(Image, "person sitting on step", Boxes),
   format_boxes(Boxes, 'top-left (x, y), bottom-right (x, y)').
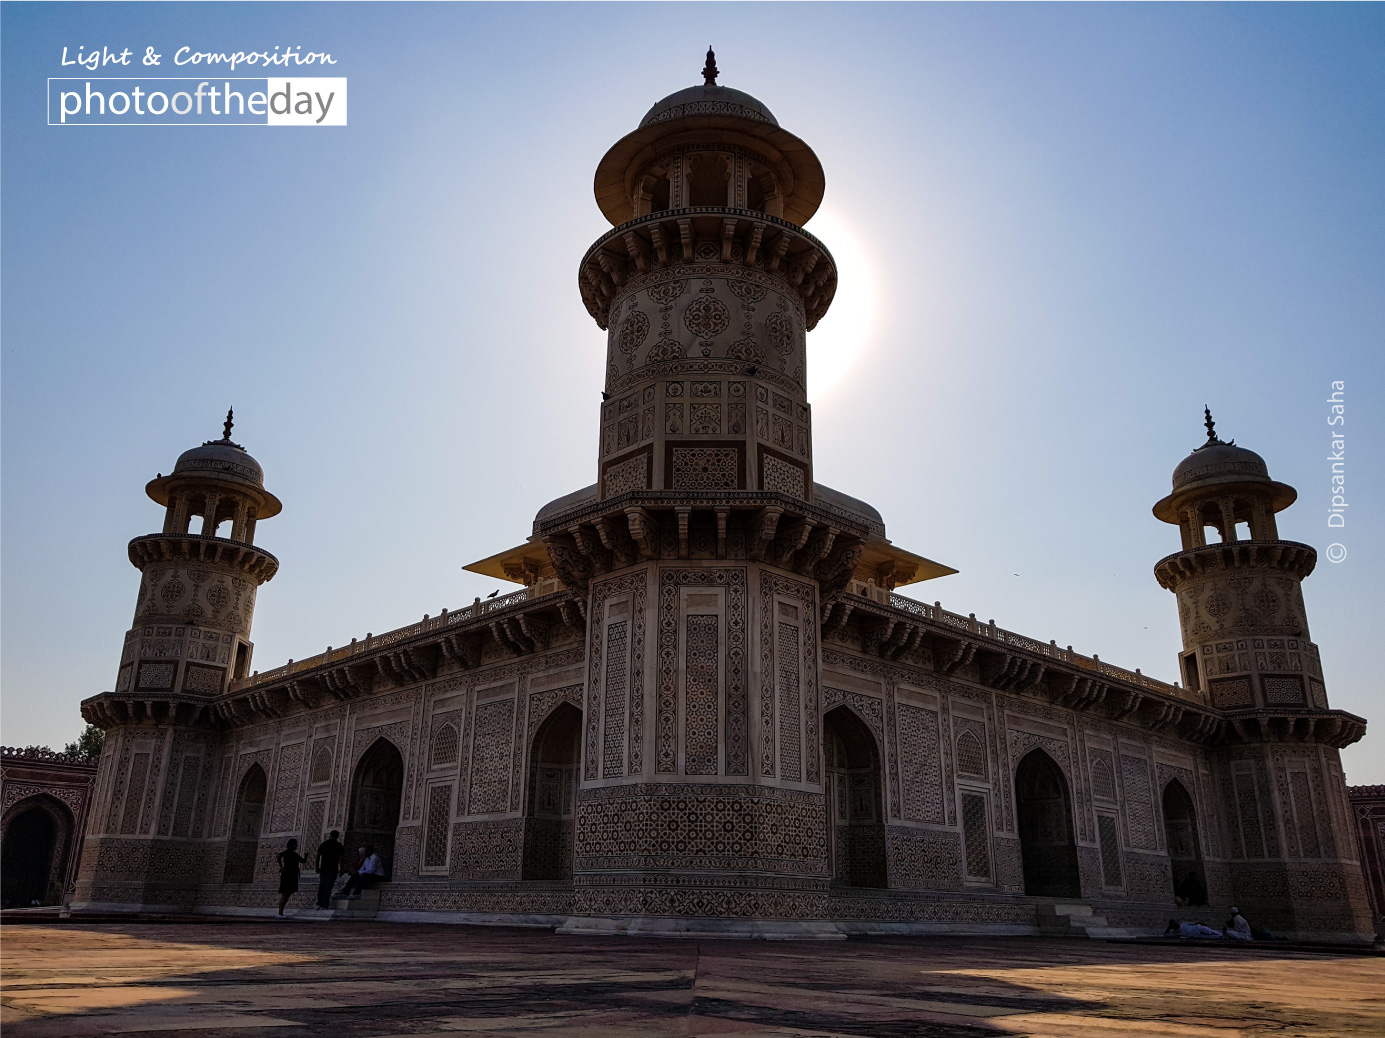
top-left (337, 844), bottom-right (385, 899)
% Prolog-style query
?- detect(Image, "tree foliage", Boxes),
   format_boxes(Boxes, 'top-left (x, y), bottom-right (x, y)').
top-left (63, 724), bottom-right (105, 760)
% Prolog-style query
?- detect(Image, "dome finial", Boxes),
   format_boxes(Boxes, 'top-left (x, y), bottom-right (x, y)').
top-left (703, 46), bottom-right (719, 86)
top-left (1200, 405), bottom-right (1234, 449)
top-left (222, 407), bottom-right (235, 443)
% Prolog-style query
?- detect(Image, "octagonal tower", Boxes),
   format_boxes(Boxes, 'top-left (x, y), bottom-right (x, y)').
top-left (1153, 409), bottom-right (1319, 711)
top-left (580, 49), bottom-right (834, 507)
top-left (116, 410), bottom-right (281, 703)
top-left (1154, 410), bottom-right (1372, 940)
top-left (538, 53), bottom-right (875, 935)
top-left (74, 413), bottom-right (281, 910)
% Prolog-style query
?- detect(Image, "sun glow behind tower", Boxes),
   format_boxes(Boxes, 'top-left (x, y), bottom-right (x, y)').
top-left (802, 206), bottom-right (878, 402)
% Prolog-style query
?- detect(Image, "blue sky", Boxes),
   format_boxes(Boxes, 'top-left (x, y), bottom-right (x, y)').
top-left (4, 3), bottom-right (1383, 781)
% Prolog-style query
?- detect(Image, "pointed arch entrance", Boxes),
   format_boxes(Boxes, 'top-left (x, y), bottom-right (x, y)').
top-left (1162, 779), bottom-right (1206, 904)
top-left (223, 764), bottom-right (267, 882)
top-left (345, 738), bottom-right (404, 880)
top-left (522, 702), bottom-right (582, 880)
top-left (1, 799), bottom-right (69, 907)
top-left (823, 705), bottom-right (887, 888)
top-left (1015, 749), bottom-right (1080, 898)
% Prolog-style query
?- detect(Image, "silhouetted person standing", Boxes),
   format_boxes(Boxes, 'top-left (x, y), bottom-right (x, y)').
top-left (314, 830), bottom-right (345, 909)
top-left (275, 839), bottom-right (307, 917)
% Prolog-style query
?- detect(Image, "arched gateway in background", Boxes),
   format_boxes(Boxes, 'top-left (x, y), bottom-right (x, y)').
top-left (72, 52), bottom-right (1373, 942)
top-left (0, 746), bottom-right (98, 909)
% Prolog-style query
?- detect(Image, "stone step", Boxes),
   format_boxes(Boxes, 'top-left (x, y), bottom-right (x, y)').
top-left (329, 887), bottom-right (381, 919)
top-left (1039, 902), bottom-right (1097, 918)
top-left (1036, 901), bottom-right (1113, 938)
top-left (1085, 926), bottom-right (1144, 939)
top-left (1039, 923), bottom-right (1110, 936)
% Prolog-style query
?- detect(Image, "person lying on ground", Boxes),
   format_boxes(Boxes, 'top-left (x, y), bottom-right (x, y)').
top-left (1165, 918), bottom-right (1224, 939)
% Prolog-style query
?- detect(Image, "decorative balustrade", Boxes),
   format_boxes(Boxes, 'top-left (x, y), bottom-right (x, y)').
top-left (231, 578), bottom-right (1183, 703)
top-left (234, 586), bottom-right (561, 691)
top-left (1, 746), bottom-right (98, 765)
top-left (846, 584), bottom-right (1189, 702)
top-left (579, 206), bottom-right (838, 331)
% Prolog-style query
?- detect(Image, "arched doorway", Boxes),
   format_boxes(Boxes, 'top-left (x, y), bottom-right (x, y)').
top-left (1, 802), bottom-right (64, 907)
top-left (1162, 779), bottom-right (1206, 905)
top-left (522, 703), bottom-right (581, 880)
top-left (823, 706), bottom-right (887, 888)
top-left (345, 738), bottom-right (404, 880)
top-left (223, 764), bottom-right (267, 882)
top-left (1015, 749), bottom-right (1080, 898)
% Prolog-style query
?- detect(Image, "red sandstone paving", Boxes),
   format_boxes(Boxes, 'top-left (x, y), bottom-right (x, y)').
top-left (1, 923), bottom-right (1382, 1037)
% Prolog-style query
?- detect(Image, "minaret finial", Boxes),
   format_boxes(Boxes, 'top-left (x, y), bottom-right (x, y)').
top-left (1203, 405), bottom-right (1217, 444)
top-left (223, 408), bottom-right (234, 442)
top-left (703, 46), bottom-right (719, 86)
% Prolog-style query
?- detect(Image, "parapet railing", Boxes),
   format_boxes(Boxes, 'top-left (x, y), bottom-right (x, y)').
top-left (848, 581), bottom-right (1188, 701)
top-left (1, 746), bottom-right (99, 765)
top-left (584, 206), bottom-right (833, 268)
top-left (232, 575), bottom-right (1185, 702)
top-left (235, 580), bottom-right (566, 691)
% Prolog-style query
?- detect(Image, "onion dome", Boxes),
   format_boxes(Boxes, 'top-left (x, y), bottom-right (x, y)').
top-left (594, 47), bottom-right (826, 228)
top-left (640, 85), bottom-right (778, 128)
top-left (640, 47), bottom-right (777, 127)
top-left (1153, 408), bottom-right (1294, 523)
top-left (1171, 441), bottom-right (1271, 495)
top-left (145, 409), bottom-right (282, 517)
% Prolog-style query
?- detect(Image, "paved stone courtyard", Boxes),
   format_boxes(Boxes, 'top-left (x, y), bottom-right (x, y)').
top-left (1, 923), bottom-right (1381, 1037)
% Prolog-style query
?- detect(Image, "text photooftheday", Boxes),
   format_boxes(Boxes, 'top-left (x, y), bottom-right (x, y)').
top-left (49, 78), bottom-right (346, 126)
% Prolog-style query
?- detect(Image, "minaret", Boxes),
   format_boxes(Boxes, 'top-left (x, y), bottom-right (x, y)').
top-left (1152, 408), bottom-right (1318, 709)
top-left (116, 409), bottom-right (281, 699)
top-left (579, 47), bottom-right (833, 510)
top-left (538, 53), bottom-right (876, 935)
top-left (1153, 410), bottom-right (1372, 940)
top-left (74, 413), bottom-right (281, 910)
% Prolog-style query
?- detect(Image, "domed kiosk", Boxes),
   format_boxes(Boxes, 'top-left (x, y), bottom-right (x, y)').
top-left (88, 409), bottom-right (281, 719)
top-left (1153, 408), bottom-right (1296, 548)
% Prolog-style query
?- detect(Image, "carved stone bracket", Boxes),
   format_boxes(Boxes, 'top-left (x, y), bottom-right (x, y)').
top-left (624, 508), bottom-right (661, 560)
top-left (814, 537), bottom-right (863, 603)
top-left (322, 664), bottom-right (373, 701)
top-left (749, 507), bottom-right (782, 562)
top-left (545, 536), bottom-right (592, 595)
top-left (439, 630), bottom-right (482, 670)
top-left (375, 646), bottom-right (437, 686)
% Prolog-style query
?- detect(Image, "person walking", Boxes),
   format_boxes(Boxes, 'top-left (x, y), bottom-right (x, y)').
top-left (275, 839), bottom-right (307, 917)
top-left (314, 830), bottom-right (345, 909)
